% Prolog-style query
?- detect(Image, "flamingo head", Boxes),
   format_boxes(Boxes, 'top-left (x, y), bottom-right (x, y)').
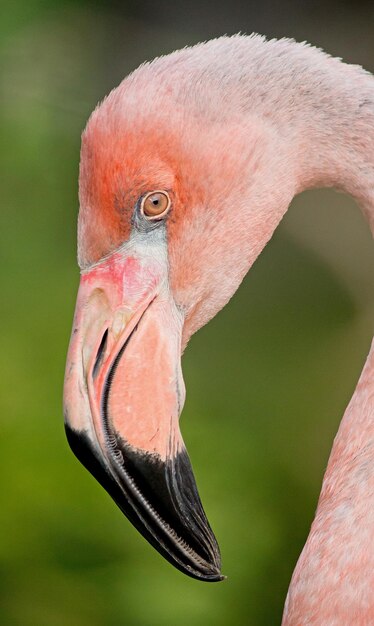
top-left (63, 43), bottom-right (291, 582)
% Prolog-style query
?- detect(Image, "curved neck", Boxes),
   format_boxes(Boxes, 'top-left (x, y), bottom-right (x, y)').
top-left (273, 49), bottom-right (374, 624)
top-left (265, 44), bottom-right (374, 231)
top-left (235, 42), bottom-right (374, 276)
top-left (294, 75), bottom-right (374, 233)
top-left (283, 338), bottom-right (374, 623)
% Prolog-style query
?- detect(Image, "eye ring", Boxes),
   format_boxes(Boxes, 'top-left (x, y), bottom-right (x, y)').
top-left (140, 190), bottom-right (171, 220)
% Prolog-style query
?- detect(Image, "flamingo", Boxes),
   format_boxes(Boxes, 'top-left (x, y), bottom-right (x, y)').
top-left (63, 35), bottom-right (374, 623)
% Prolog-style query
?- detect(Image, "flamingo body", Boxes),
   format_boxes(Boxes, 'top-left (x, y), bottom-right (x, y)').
top-left (64, 35), bottom-right (374, 622)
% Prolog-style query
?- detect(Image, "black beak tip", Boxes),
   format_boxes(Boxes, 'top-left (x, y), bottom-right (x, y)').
top-left (181, 561), bottom-right (224, 583)
top-left (65, 424), bottom-right (225, 583)
top-left (200, 571), bottom-right (226, 583)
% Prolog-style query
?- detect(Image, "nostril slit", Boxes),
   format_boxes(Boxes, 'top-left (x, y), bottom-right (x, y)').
top-left (93, 329), bottom-right (108, 379)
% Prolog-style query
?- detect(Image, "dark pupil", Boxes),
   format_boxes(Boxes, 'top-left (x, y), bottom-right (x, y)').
top-left (152, 199), bottom-right (159, 205)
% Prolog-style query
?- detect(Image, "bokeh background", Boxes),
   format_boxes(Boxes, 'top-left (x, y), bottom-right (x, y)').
top-left (1, 1), bottom-right (374, 624)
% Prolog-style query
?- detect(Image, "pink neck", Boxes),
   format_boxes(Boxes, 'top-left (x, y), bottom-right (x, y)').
top-left (283, 341), bottom-right (374, 624)
top-left (277, 54), bottom-right (374, 624)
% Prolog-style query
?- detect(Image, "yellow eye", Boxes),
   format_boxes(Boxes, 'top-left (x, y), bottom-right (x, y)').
top-left (141, 191), bottom-right (171, 219)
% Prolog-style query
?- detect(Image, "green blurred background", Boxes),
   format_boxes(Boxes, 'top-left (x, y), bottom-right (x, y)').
top-left (1, 1), bottom-right (373, 624)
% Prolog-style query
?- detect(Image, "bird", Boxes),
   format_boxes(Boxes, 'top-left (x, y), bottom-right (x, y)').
top-left (63, 34), bottom-right (374, 624)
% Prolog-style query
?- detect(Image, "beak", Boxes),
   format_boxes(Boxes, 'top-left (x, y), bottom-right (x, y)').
top-left (63, 250), bottom-right (222, 581)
